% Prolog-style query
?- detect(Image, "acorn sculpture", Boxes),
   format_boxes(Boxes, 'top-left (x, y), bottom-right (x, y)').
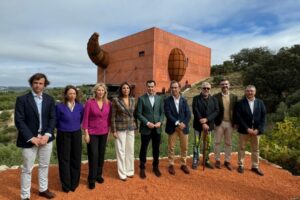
top-left (87, 32), bottom-right (109, 68)
top-left (168, 48), bottom-right (188, 82)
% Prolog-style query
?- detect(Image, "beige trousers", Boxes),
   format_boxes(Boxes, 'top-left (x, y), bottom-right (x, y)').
top-left (238, 134), bottom-right (260, 168)
top-left (168, 127), bottom-right (188, 166)
top-left (214, 121), bottom-right (233, 162)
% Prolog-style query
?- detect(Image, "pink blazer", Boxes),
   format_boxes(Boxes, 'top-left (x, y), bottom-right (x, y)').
top-left (82, 99), bottom-right (111, 135)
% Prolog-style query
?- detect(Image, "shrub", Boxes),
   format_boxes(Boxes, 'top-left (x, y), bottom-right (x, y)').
top-left (288, 102), bottom-right (300, 117)
top-left (0, 144), bottom-right (22, 166)
top-left (260, 117), bottom-right (300, 175)
top-left (0, 111), bottom-right (11, 122)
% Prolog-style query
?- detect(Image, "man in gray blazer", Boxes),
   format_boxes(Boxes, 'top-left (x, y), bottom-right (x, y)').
top-left (136, 80), bottom-right (164, 179)
top-left (15, 73), bottom-right (56, 199)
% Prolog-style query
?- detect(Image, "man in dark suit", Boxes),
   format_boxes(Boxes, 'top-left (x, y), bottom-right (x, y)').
top-left (213, 78), bottom-right (238, 170)
top-left (164, 80), bottom-right (191, 175)
top-left (236, 85), bottom-right (266, 176)
top-left (15, 73), bottom-right (56, 199)
top-left (192, 82), bottom-right (219, 169)
top-left (136, 80), bottom-right (164, 179)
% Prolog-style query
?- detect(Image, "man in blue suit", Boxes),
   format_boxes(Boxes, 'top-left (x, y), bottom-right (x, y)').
top-left (15, 73), bottom-right (56, 199)
top-left (236, 85), bottom-right (266, 176)
top-left (164, 80), bottom-right (191, 175)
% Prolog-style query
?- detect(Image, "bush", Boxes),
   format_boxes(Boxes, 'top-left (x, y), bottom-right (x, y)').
top-left (0, 144), bottom-right (22, 166)
top-left (288, 102), bottom-right (300, 117)
top-left (0, 111), bottom-right (11, 122)
top-left (260, 117), bottom-right (300, 175)
top-left (286, 90), bottom-right (300, 106)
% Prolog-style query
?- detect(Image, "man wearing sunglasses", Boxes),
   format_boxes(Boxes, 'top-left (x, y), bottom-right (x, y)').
top-left (213, 78), bottom-right (238, 170)
top-left (192, 82), bottom-right (219, 169)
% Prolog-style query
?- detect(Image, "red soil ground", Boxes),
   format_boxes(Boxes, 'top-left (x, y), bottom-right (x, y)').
top-left (0, 154), bottom-right (299, 200)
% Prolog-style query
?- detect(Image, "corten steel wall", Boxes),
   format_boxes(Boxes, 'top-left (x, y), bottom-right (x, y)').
top-left (153, 28), bottom-right (211, 92)
top-left (98, 27), bottom-right (211, 97)
top-left (99, 28), bottom-right (155, 97)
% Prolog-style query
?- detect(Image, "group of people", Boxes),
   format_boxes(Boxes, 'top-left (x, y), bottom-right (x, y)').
top-left (15, 73), bottom-right (266, 200)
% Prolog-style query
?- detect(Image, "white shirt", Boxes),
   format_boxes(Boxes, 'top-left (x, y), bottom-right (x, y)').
top-left (247, 98), bottom-right (255, 114)
top-left (67, 101), bottom-right (75, 112)
top-left (172, 96), bottom-right (181, 126)
top-left (172, 95), bottom-right (180, 113)
top-left (32, 91), bottom-right (43, 132)
top-left (147, 93), bottom-right (155, 107)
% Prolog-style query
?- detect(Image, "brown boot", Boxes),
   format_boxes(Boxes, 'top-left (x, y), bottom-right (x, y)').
top-left (168, 165), bottom-right (175, 175)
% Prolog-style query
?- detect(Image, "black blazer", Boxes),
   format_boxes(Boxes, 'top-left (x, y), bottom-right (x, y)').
top-left (192, 94), bottom-right (219, 132)
top-left (15, 92), bottom-right (56, 148)
top-left (164, 95), bottom-right (191, 134)
top-left (213, 92), bottom-right (238, 126)
top-left (236, 97), bottom-right (266, 135)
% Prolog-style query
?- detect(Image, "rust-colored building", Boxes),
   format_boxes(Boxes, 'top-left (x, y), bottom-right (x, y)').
top-left (97, 27), bottom-right (211, 97)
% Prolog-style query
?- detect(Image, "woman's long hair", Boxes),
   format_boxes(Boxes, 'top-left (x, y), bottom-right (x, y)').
top-left (118, 82), bottom-right (132, 98)
top-left (63, 85), bottom-right (81, 104)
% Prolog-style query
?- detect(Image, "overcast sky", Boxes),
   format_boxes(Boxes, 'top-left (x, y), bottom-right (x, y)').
top-left (0, 0), bottom-right (299, 86)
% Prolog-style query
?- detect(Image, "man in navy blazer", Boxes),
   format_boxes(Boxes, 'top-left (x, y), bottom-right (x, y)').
top-left (15, 73), bottom-right (56, 199)
top-left (164, 80), bottom-right (191, 175)
top-left (236, 85), bottom-right (266, 176)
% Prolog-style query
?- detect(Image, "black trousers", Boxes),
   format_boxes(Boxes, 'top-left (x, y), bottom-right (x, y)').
top-left (56, 129), bottom-right (82, 191)
top-left (139, 129), bottom-right (161, 169)
top-left (87, 134), bottom-right (108, 183)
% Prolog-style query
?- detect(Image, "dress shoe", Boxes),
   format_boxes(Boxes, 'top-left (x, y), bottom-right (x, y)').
top-left (224, 161), bottom-right (232, 171)
top-left (215, 160), bottom-right (221, 169)
top-left (251, 168), bottom-right (264, 176)
top-left (39, 189), bottom-right (56, 199)
top-left (180, 165), bottom-right (190, 174)
top-left (97, 177), bottom-right (104, 184)
top-left (237, 166), bottom-right (244, 174)
top-left (205, 161), bottom-right (214, 169)
top-left (192, 159), bottom-right (199, 169)
top-left (168, 165), bottom-right (175, 175)
top-left (140, 169), bottom-right (146, 179)
top-left (88, 182), bottom-right (95, 189)
top-left (127, 175), bottom-right (134, 178)
top-left (62, 186), bottom-right (70, 193)
top-left (22, 198), bottom-right (30, 200)
top-left (120, 178), bottom-right (127, 182)
top-left (153, 167), bottom-right (162, 177)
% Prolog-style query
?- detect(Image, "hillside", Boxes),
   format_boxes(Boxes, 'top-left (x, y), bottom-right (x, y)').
top-left (183, 72), bottom-right (245, 104)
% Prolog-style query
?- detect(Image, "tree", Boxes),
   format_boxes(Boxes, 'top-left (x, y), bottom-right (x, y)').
top-left (240, 45), bottom-right (300, 112)
top-left (230, 47), bottom-right (273, 71)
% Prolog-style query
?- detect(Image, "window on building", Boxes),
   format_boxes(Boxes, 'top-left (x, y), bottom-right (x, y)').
top-left (139, 51), bottom-right (145, 57)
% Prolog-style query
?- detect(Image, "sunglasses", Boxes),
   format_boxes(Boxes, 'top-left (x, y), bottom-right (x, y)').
top-left (202, 87), bottom-right (210, 90)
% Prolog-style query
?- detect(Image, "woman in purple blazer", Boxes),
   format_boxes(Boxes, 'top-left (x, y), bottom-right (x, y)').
top-left (56, 85), bottom-right (84, 193)
top-left (82, 83), bottom-right (111, 189)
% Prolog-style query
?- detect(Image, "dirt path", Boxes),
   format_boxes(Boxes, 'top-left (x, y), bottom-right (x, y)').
top-left (0, 154), bottom-right (299, 200)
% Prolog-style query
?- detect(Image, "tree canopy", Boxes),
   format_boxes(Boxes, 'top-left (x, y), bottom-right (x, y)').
top-left (211, 45), bottom-right (300, 112)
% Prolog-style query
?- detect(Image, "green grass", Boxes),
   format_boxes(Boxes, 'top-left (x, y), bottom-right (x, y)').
top-left (0, 128), bottom-right (245, 167)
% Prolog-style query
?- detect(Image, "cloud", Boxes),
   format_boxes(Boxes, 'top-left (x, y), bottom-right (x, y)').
top-left (0, 0), bottom-right (300, 86)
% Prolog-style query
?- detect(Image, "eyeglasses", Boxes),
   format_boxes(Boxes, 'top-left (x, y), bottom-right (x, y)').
top-left (202, 87), bottom-right (210, 90)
